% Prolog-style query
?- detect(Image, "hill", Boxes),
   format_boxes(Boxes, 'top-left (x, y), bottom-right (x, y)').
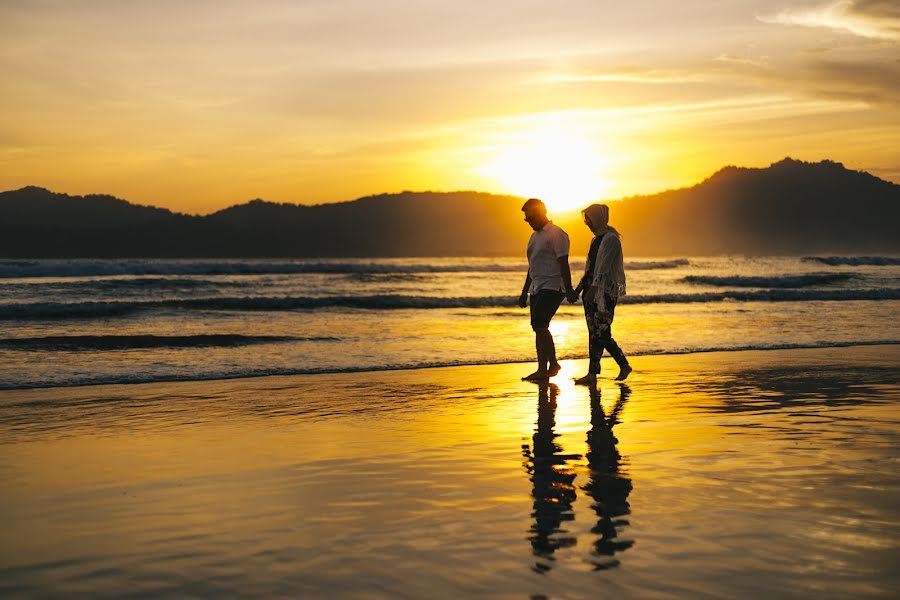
top-left (605, 158), bottom-right (900, 255)
top-left (1, 158), bottom-right (897, 257)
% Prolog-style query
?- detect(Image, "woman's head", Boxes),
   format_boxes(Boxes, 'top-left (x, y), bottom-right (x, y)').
top-left (581, 204), bottom-right (609, 233)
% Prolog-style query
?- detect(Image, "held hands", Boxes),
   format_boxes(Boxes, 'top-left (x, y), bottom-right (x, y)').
top-left (566, 287), bottom-right (579, 304)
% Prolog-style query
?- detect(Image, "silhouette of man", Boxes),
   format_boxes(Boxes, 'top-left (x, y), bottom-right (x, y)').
top-left (519, 198), bottom-right (577, 381)
top-left (521, 383), bottom-right (579, 573)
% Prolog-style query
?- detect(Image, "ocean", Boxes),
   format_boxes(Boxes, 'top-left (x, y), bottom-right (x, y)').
top-left (2, 255), bottom-right (899, 390)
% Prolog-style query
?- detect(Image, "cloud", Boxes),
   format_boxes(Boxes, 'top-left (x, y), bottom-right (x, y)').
top-left (716, 54), bottom-right (770, 68)
top-left (715, 52), bottom-right (900, 106)
top-left (760, 0), bottom-right (900, 40)
top-left (801, 57), bottom-right (900, 104)
top-left (527, 68), bottom-right (707, 85)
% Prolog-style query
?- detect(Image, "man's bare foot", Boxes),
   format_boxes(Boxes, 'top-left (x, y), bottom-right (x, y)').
top-left (522, 370), bottom-right (549, 382)
top-left (573, 373), bottom-right (596, 385)
top-left (615, 365), bottom-right (633, 381)
top-left (548, 362), bottom-right (562, 377)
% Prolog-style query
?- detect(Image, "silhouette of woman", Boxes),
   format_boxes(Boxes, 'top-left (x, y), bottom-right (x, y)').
top-left (574, 204), bottom-right (631, 383)
top-left (582, 382), bottom-right (634, 569)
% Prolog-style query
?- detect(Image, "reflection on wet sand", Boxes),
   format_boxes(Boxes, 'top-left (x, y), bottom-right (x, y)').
top-left (2, 346), bottom-right (896, 598)
top-left (522, 382), bottom-right (633, 573)
top-left (584, 383), bottom-right (634, 570)
top-left (522, 383), bottom-right (580, 573)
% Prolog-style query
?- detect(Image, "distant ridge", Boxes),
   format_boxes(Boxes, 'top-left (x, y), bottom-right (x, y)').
top-left (606, 158), bottom-right (899, 255)
top-left (1, 158), bottom-right (897, 257)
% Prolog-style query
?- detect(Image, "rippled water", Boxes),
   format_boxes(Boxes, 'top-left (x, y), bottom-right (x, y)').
top-left (2, 256), bottom-right (899, 389)
top-left (1, 346), bottom-right (898, 598)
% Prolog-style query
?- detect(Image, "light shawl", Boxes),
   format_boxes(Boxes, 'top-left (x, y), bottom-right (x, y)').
top-left (582, 204), bottom-right (626, 310)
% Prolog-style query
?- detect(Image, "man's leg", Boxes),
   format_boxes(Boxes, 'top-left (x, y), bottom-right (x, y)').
top-left (523, 328), bottom-right (550, 380)
top-left (545, 328), bottom-right (561, 376)
top-left (575, 303), bottom-right (600, 385)
top-left (524, 290), bottom-right (564, 381)
top-left (542, 290), bottom-right (565, 377)
top-left (525, 296), bottom-right (549, 380)
top-left (538, 328), bottom-right (550, 368)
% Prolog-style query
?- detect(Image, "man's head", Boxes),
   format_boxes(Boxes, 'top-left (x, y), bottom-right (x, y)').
top-left (521, 198), bottom-right (549, 231)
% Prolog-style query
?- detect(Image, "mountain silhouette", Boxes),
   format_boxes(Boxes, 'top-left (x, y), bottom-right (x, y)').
top-left (1, 159), bottom-right (897, 257)
top-left (609, 158), bottom-right (899, 255)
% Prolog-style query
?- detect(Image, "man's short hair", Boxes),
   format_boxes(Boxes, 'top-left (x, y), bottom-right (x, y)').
top-left (521, 198), bottom-right (546, 213)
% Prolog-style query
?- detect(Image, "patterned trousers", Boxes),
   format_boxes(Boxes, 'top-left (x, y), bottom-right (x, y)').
top-left (583, 293), bottom-right (629, 372)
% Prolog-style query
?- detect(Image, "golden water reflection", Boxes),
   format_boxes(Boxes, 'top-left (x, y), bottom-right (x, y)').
top-left (1, 347), bottom-right (898, 598)
top-left (522, 381), bottom-right (633, 572)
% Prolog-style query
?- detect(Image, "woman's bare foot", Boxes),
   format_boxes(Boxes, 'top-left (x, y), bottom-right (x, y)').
top-left (615, 365), bottom-right (633, 381)
top-left (548, 362), bottom-right (562, 377)
top-left (573, 373), bottom-right (596, 385)
top-left (522, 370), bottom-right (549, 382)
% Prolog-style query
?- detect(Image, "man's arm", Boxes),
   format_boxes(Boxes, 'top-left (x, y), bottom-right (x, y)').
top-left (519, 271), bottom-right (531, 308)
top-left (558, 256), bottom-right (578, 303)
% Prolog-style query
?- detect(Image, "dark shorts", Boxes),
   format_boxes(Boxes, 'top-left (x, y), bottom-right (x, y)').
top-left (530, 289), bottom-right (565, 331)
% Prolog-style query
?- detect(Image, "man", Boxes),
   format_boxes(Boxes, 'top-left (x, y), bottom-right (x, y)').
top-left (518, 198), bottom-right (578, 381)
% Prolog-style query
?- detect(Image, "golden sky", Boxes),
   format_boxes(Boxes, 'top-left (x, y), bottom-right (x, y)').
top-left (1, 0), bottom-right (898, 214)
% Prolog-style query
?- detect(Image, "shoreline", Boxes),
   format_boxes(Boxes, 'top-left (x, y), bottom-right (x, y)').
top-left (2, 340), bottom-right (898, 393)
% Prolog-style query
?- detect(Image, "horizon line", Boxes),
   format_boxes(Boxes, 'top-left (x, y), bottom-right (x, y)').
top-left (4, 156), bottom-right (892, 217)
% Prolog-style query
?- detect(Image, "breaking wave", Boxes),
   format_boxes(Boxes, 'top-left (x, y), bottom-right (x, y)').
top-left (0, 334), bottom-right (334, 351)
top-left (0, 258), bottom-right (690, 279)
top-left (622, 289), bottom-right (900, 304)
top-left (682, 273), bottom-right (858, 288)
top-left (0, 277), bottom-right (250, 292)
top-left (4, 288), bottom-right (898, 320)
top-left (0, 296), bottom-right (513, 319)
top-left (803, 256), bottom-right (900, 266)
top-left (625, 258), bottom-right (689, 270)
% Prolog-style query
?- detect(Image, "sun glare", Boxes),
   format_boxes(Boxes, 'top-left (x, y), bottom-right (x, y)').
top-left (479, 124), bottom-right (612, 213)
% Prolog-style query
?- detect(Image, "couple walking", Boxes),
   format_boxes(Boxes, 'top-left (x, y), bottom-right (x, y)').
top-left (518, 198), bottom-right (631, 383)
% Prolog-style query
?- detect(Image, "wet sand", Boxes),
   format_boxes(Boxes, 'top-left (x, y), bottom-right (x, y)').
top-left (1, 345), bottom-right (899, 599)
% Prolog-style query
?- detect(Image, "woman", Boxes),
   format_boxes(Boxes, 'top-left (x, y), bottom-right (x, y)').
top-left (574, 204), bottom-right (631, 384)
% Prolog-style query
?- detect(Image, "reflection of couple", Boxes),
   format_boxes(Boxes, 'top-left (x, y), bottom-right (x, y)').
top-left (522, 382), bottom-right (633, 573)
top-left (518, 198), bottom-right (631, 383)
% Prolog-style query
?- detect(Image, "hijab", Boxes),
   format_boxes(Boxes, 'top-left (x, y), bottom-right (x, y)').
top-left (582, 203), bottom-right (620, 237)
top-left (582, 204), bottom-right (626, 300)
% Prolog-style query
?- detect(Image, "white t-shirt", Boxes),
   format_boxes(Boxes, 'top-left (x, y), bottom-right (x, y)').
top-left (526, 221), bottom-right (570, 294)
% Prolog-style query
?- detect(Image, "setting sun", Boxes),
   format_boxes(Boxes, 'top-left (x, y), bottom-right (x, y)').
top-left (479, 124), bottom-right (612, 214)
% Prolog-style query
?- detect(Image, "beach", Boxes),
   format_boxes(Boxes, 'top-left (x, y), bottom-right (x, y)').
top-left (2, 344), bottom-right (898, 598)
top-left (4, 0), bottom-right (900, 597)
